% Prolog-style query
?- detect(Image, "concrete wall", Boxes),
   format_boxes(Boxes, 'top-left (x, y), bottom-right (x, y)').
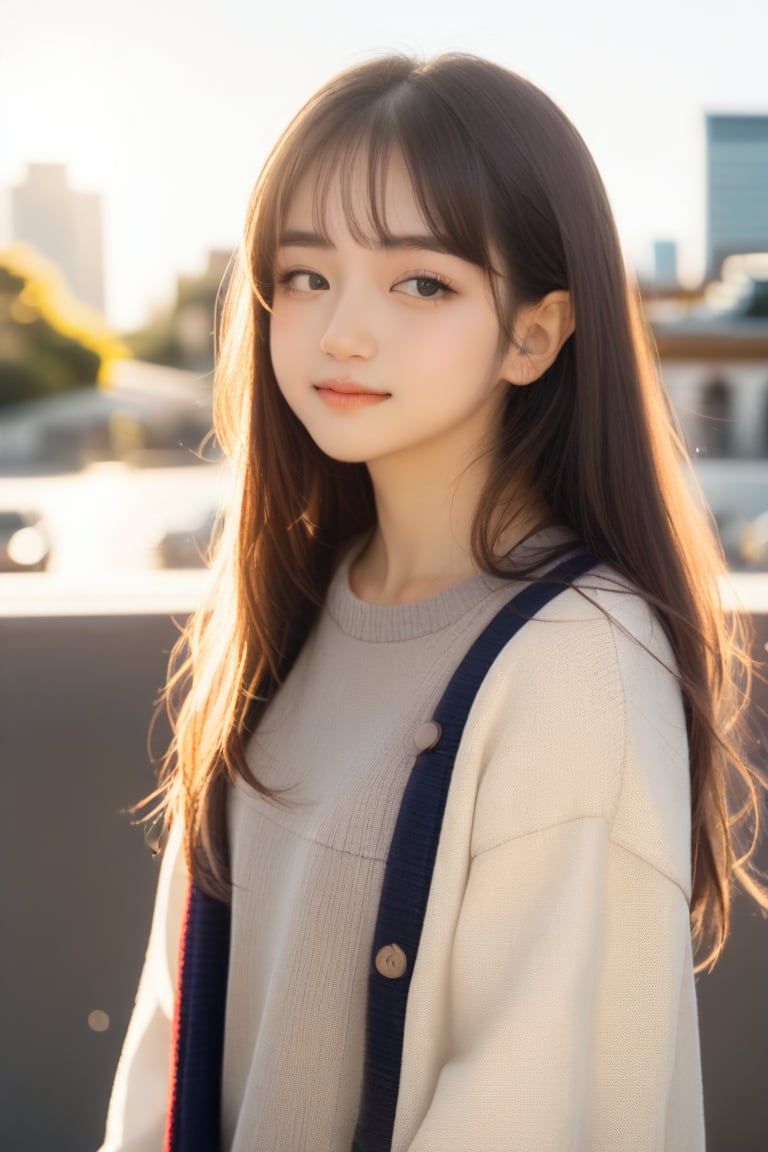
top-left (1, 611), bottom-right (767, 1151)
top-left (1, 615), bottom-right (177, 1152)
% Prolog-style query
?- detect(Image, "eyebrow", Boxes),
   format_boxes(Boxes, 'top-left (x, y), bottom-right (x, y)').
top-left (277, 229), bottom-right (453, 255)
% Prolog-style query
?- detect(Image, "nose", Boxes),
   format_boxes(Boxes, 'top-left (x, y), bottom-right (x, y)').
top-left (319, 290), bottom-right (376, 361)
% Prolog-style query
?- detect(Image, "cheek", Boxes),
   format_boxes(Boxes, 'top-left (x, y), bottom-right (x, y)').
top-left (269, 310), bottom-right (289, 350)
top-left (409, 311), bottom-right (500, 383)
top-left (451, 307), bottom-right (501, 358)
top-left (269, 312), bottom-right (296, 384)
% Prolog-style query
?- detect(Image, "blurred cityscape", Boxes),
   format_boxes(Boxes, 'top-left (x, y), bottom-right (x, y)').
top-left (1, 112), bottom-right (768, 605)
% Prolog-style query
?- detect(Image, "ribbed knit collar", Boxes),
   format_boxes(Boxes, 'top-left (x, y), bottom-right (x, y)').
top-left (325, 526), bottom-right (577, 643)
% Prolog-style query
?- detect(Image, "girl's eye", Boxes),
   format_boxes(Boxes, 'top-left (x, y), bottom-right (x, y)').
top-left (395, 275), bottom-right (453, 299)
top-left (278, 270), bottom-right (329, 292)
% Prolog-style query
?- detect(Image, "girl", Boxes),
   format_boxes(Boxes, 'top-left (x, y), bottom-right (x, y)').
top-left (101, 54), bottom-right (766, 1151)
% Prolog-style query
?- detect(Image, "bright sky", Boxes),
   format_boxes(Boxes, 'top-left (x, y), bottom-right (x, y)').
top-left (1, 0), bottom-right (766, 330)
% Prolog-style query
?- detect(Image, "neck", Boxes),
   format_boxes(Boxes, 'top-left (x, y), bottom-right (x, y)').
top-left (349, 444), bottom-right (545, 606)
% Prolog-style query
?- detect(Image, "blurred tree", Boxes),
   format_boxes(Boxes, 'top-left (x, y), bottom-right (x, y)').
top-left (125, 312), bottom-right (185, 371)
top-left (125, 249), bottom-right (232, 373)
top-left (0, 246), bottom-right (125, 409)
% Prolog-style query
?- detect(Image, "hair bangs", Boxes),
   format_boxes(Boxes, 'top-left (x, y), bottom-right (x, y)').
top-left (254, 77), bottom-right (501, 296)
top-left (307, 123), bottom-right (399, 248)
top-left (395, 102), bottom-right (497, 274)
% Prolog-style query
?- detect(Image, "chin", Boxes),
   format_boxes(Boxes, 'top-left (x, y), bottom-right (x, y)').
top-left (302, 427), bottom-right (379, 466)
top-left (318, 443), bottom-right (373, 466)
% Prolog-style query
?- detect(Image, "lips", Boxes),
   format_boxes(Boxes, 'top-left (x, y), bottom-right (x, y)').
top-left (312, 380), bottom-right (391, 410)
top-left (312, 379), bottom-right (390, 397)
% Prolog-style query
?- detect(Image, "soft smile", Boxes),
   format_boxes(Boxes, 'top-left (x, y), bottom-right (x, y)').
top-left (313, 381), bottom-right (391, 410)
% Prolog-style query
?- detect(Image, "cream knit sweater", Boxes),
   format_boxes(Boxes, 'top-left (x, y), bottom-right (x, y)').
top-left (100, 550), bottom-right (704, 1151)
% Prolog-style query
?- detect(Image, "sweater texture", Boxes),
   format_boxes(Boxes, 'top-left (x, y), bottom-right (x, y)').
top-left (100, 536), bottom-right (704, 1151)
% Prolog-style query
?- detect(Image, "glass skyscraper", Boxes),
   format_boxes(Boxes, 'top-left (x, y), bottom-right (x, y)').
top-left (706, 114), bottom-right (768, 278)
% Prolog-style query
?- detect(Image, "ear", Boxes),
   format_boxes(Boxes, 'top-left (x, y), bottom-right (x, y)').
top-left (498, 290), bottom-right (575, 386)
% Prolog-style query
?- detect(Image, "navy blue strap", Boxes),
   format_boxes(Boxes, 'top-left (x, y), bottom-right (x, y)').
top-left (352, 549), bottom-right (597, 1151)
top-left (165, 884), bottom-right (231, 1152)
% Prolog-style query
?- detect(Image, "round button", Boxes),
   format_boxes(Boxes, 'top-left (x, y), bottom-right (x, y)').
top-left (413, 720), bottom-right (442, 753)
top-left (375, 943), bottom-right (408, 979)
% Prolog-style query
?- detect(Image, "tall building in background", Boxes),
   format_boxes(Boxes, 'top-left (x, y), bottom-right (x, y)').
top-left (653, 240), bottom-right (678, 288)
top-left (706, 114), bottom-right (768, 279)
top-left (10, 163), bottom-right (105, 314)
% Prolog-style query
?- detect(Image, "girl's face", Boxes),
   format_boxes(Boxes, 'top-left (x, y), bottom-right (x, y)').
top-left (270, 154), bottom-right (512, 475)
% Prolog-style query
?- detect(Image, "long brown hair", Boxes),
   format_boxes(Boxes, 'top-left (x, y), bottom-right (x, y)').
top-left (154, 53), bottom-right (765, 971)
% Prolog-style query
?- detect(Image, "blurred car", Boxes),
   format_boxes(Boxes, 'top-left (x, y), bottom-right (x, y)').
top-left (692, 462), bottom-right (768, 572)
top-left (740, 510), bottom-right (768, 570)
top-left (702, 505), bottom-right (768, 572)
top-left (156, 508), bottom-right (218, 569)
top-left (712, 507), bottom-right (752, 570)
top-left (0, 510), bottom-right (51, 572)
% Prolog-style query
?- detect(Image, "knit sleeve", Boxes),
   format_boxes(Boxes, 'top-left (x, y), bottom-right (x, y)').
top-left (393, 585), bottom-right (705, 1151)
top-left (97, 821), bottom-right (187, 1152)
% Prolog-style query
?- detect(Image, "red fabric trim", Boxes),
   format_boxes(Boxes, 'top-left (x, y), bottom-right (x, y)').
top-left (163, 879), bottom-right (194, 1152)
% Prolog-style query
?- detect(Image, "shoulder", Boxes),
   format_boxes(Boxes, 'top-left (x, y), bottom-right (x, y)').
top-left (466, 564), bottom-right (691, 892)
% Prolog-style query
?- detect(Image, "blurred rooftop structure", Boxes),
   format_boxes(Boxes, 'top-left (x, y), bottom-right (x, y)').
top-left (0, 359), bottom-right (214, 474)
top-left (642, 257), bottom-right (768, 462)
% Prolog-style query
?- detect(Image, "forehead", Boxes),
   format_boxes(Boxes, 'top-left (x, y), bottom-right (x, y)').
top-left (282, 150), bottom-right (433, 244)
